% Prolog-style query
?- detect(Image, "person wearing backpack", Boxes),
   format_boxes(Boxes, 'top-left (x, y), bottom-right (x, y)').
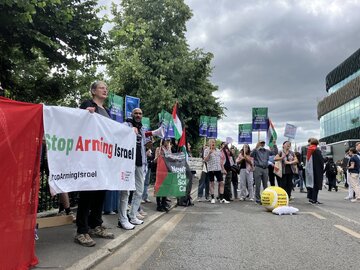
top-left (324, 157), bottom-right (338, 192)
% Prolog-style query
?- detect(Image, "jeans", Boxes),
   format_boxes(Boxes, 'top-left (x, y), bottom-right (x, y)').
top-left (103, 190), bottom-right (119, 213)
top-left (239, 169), bottom-right (254, 200)
top-left (197, 171), bottom-right (209, 198)
top-left (129, 166), bottom-right (145, 219)
top-left (142, 168), bottom-right (151, 200)
top-left (118, 191), bottom-right (129, 224)
top-left (254, 167), bottom-right (269, 201)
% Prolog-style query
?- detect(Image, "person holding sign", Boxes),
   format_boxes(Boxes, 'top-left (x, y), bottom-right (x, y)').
top-left (204, 139), bottom-right (230, 204)
top-left (75, 81), bottom-right (115, 247)
top-left (251, 140), bottom-right (278, 204)
top-left (236, 144), bottom-right (254, 201)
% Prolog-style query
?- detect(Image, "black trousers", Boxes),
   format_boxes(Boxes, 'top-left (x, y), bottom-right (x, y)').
top-left (156, 197), bottom-right (167, 207)
top-left (278, 174), bottom-right (293, 198)
top-left (76, 190), bottom-right (106, 234)
top-left (327, 175), bottom-right (337, 190)
top-left (268, 165), bottom-right (276, 186)
top-left (224, 171), bottom-right (233, 200)
top-left (231, 172), bottom-right (239, 199)
top-left (307, 187), bottom-right (319, 202)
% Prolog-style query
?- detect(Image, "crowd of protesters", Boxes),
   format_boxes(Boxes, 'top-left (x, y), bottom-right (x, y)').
top-left (198, 137), bottom-right (360, 207)
top-left (43, 81), bottom-right (360, 247)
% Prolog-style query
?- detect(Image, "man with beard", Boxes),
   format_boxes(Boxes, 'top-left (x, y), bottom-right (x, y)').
top-left (125, 108), bottom-right (150, 225)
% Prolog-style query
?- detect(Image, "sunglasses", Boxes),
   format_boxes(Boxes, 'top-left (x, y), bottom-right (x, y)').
top-left (134, 112), bottom-right (142, 115)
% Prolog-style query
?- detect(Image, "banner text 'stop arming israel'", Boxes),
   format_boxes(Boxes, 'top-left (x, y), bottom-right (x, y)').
top-left (43, 106), bottom-right (136, 195)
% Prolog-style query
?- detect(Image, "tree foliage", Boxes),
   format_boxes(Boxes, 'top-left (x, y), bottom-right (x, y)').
top-left (0, 0), bottom-right (105, 104)
top-left (107, 0), bottom-right (224, 145)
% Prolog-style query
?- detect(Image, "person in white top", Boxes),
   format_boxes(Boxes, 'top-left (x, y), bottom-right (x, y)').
top-left (203, 139), bottom-right (230, 204)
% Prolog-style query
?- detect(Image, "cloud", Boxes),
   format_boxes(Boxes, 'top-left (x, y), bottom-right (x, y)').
top-left (185, 0), bottom-right (360, 146)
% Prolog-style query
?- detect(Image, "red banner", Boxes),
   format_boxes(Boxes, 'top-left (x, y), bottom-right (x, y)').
top-left (0, 97), bottom-right (43, 269)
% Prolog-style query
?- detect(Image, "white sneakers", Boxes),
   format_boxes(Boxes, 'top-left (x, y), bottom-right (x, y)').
top-left (130, 217), bottom-right (144, 225)
top-left (210, 198), bottom-right (230, 204)
top-left (118, 221), bottom-right (135, 230)
top-left (220, 199), bottom-right (230, 204)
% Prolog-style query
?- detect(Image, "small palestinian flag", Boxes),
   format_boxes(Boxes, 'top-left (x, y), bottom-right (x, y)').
top-left (267, 119), bottom-right (277, 147)
top-left (172, 101), bottom-right (183, 140)
top-left (154, 153), bottom-right (189, 197)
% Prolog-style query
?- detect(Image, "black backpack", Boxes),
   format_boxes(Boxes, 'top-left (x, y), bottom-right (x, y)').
top-left (328, 162), bottom-right (337, 176)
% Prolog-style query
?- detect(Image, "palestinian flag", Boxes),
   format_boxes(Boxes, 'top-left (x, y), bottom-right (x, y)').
top-left (267, 119), bottom-right (277, 147)
top-left (178, 127), bottom-right (187, 156)
top-left (154, 152), bottom-right (190, 197)
top-left (172, 102), bottom-right (183, 140)
top-left (305, 145), bottom-right (317, 188)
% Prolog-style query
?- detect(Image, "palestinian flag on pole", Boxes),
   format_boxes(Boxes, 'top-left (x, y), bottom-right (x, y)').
top-left (267, 119), bottom-right (277, 147)
top-left (154, 152), bottom-right (190, 197)
top-left (178, 127), bottom-right (188, 158)
top-left (172, 101), bottom-right (183, 140)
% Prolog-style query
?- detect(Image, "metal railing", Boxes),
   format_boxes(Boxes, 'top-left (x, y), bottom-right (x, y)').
top-left (38, 148), bottom-right (79, 213)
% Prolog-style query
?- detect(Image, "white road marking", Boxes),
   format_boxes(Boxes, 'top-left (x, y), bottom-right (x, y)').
top-left (302, 212), bottom-right (326, 220)
top-left (334, 225), bottom-right (360, 239)
top-left (113, 210), bottom-right (186, 270)
top-left (316, 207), bottom-right (360, 226)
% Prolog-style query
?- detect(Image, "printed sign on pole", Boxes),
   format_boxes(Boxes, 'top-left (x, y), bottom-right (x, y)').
top-left (158, 110), bottom-right (175, 138)
top-left (238, 123), bottom-right (253, 144)
top-left (141, 117), bottom-right (151, 132)
top-left (199, 115), bottom-right (209, 137)
top-left (108, 93), bottom-right (124, 123)
top-left (252, 107), bottom-right (268, 131)
top-left (207, 117), bottom-right (218, 139)
top-left (284, 123), bottom-right (297, 139)
top-left (125, 95), bottom-right (140, 119)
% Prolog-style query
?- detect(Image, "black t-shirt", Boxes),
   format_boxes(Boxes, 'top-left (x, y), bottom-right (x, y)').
top-left (135, 131), bottom-right (142, 166)
top-left (349, 155), bottom-right (360, 174)
top-left (240, 159), bottom-right (246, 169)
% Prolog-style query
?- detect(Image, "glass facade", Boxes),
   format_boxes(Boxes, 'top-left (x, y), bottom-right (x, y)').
top-left (320, 96), bottom-right (360, 138)
top-left (328, 69), bottom-right (360, 94)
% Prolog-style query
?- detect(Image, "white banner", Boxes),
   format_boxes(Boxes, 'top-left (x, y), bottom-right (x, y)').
top-left (43, 106), bottom-right (136, 195)
top-left (284, 123), bottom-right (297, 139)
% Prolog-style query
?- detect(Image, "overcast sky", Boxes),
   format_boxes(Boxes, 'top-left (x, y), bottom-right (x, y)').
top-left (100, 0), bottom-right (360, 149)
top-left (184, 0), bottom-right (360, 148)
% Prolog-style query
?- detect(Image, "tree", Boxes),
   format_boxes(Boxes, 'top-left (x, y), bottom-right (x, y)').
top-left (0, 0), bottom-right (105, 104)
top-left (107, 0), bottom-right (224, 145)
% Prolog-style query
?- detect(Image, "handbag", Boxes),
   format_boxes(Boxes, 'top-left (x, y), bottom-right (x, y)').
top-left (274, 160), bottom-right (282, 178)
top-left (231, 164), bottom-right (240, 174)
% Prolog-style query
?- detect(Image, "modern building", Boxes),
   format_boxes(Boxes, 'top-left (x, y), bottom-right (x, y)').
top-left (318, 49), bottom-right (360, 144)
